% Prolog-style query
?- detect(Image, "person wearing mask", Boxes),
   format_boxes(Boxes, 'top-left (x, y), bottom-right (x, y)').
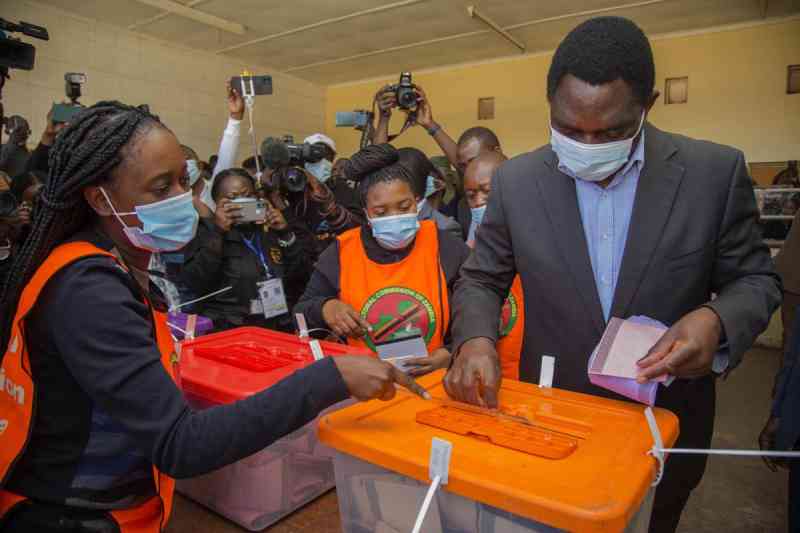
top-left (179, 168), bottom-right (314, 333)
top-left (0, 115), bottom-right (31, 179)
top-left (0, 101), bottom-right (426, 532)
top-left (294, 160), bottom-right (469, 368)
top-left (396, 147), bottom-right (462, 240)
top-left (445, 17), bottom-right (781, 533)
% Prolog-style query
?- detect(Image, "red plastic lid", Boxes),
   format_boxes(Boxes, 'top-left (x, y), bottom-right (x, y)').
top-left (179, 327), bottom-right (369, 405)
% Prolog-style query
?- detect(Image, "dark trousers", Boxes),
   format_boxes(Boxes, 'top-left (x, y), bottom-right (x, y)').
top-left (648, 376), bottom-right (716, 533)
top-left (790, 461), bottom-right (800, 533)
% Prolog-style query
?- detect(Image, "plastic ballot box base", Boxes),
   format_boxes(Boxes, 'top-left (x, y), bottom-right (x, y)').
top-left (175, 327), bottom-right (366, 530)
top-left (319, 370), bottom-right (678, 533)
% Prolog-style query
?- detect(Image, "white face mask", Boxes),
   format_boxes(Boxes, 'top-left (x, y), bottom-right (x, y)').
top-left (305, 159), bottom-right (333, 183)
top-left (550, 112), bottom-right (645, 182)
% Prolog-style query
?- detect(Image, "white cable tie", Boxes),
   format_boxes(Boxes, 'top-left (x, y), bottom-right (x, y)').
top-left (169, 285), bottom-right (233, 312)
top-left (660, 448), bottom-right (800, 458)
top-left (166, 322), bottom-right (189, 336)
top-left (295, 313), bottom-right (309, 338)
top-left (411, 475), bottom-right (441, 533)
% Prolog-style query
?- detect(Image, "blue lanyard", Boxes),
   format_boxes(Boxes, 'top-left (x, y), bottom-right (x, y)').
top-left (241, 232), bottom-right (272, 278)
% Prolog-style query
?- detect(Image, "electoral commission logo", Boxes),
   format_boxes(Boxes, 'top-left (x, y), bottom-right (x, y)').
top-left (499, 291), bottom-right (519, 338)
top-left (360, 287), bottom-right (436, 352)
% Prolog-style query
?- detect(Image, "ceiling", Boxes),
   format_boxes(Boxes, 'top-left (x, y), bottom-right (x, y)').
top-left (35, 0), bottom-right (800, 86)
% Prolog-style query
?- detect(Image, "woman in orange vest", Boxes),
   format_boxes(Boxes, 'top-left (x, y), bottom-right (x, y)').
top-left (0, 102), bottom-right (423, 533)
top-left (463, 151), bottom-right (525, 380)
top-left (294, 150), bottom-right (470, 373)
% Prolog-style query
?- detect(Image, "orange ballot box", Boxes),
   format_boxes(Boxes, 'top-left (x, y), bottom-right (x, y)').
top-left (318, 370), bottom-right (679, 533)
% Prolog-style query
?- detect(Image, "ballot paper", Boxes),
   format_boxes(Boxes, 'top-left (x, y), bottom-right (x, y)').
top-left (588, 316), bottom-right (674, 405)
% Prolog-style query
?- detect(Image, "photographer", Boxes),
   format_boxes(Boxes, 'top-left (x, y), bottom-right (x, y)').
top-left (180, 168), bottom-right (314, 332)
top-left (26, 107), bottom-right (68, 178)
top-left (0, 115), bottom-right (30, 178)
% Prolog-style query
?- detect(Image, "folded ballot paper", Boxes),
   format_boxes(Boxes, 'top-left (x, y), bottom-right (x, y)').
top-left (588, 316), bottom-right (675, 405)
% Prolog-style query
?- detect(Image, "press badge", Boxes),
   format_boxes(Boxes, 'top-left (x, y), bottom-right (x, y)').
top-left (258, 278), bottom-right (288, 319)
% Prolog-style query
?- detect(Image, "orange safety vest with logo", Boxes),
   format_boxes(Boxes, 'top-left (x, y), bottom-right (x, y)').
top-left (338, 220), bottom-right (450, 355)
top-left (0, 242), bottom-right (176, 532)
top-left (496, 275), bottom-right (525, 380)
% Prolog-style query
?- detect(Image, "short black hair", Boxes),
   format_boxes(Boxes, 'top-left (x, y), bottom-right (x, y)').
top-left (457, 127), bottom-right (500, 150)
top-left (211, 167), bottom-right (254, 200)
top-left (242, 155), bottom-right (264, 170)
top-left (547, 16), bottom-right (655, 106)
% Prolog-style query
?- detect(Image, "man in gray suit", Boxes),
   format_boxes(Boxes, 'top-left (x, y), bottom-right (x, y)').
top-left (445, 17), bottom-right (781, 533)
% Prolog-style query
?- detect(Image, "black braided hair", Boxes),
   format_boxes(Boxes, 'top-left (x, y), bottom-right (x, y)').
top-left (0, 100), bottom-right (166, 348)
top-left (210, 167), bottom-right (255, 200)
top-left (358, 162), bottom-right (417, 208)
top-left (339, 143), bottom-right (397, 182)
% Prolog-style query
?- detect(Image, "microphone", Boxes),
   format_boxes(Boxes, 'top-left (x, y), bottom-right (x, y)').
top-left (260, 137), bottom-right (290, 169)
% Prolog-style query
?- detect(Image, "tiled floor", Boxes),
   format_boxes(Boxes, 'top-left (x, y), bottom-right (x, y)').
top-left (166, 347), bottom-right (788, 533)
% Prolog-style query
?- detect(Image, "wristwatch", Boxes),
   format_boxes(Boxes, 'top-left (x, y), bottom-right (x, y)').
top-left (278, 232), bottom-right (296, 248)
top-left (427, 123), bottom-right (441, 136)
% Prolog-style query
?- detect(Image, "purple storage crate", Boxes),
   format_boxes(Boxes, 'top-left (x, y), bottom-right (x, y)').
top-left (167, 313), bottom-right (213, 340)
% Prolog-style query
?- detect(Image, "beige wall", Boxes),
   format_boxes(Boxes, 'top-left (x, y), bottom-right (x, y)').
top-left (2, 1), bottom-right (326, 163)
top-left (325, 18), bottom-right (800, 164)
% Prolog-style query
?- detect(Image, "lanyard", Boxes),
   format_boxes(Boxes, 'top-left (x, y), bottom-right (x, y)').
top-left (241, 231), bottom-right (272, 278)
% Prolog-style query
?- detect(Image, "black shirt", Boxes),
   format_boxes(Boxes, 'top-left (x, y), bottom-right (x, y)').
top-left (293, 225), bottom-right (470, 337)
top-left (7, 229), bottom-right (349, 508)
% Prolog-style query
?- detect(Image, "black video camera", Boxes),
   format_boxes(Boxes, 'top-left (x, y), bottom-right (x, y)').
top-left (0, 18), bottom-right (49, 72)
top-left (260, 135), bottom-right (328, 194)
top-left (387, 72), bottom-right (417, 110)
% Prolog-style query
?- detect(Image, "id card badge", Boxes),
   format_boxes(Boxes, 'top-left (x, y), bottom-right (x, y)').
top-left (258, 278), bottom-right (289, 319)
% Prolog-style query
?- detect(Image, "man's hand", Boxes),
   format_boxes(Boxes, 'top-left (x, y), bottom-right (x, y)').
top-left (333, 356), bottom-right (430, 401)
top-left (403, 348), bottom-right (452, 377)
top-left (213, 198), bottom-right (242, 232)
top-left (759, 416), bottom-right (787, 471)
top-left (444, 337), bottom-right (501, 408)
top-left (226, 80), bottom-right (245, 120)
top-left (322, 299), bottom-right (372, 339)
top-left (11, 203), bottom-right (32, 230)
top-left (636, 307), bottom-right (723, 382)
top-left (414, 86), bottom-right (435, 129)
top-left (41, 108), bottom-right (67, 147)
top-left (375, 86), bottom-right (396, 117)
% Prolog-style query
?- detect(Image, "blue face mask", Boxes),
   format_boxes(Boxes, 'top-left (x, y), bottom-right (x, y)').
top-left (424, 174), bottom-right (437, 198)
top-left (305, 159), bottom-right (333, 183)
top-left (467, 204), bottom-right (487, 244)
top-left (368, 212), bottom-right (420, 250)
top-left (101, 188), bottom-right (199, 253)
top-left (186, 159), bottom-right (202, 186)
top-left (550, 112), bottom-right (645, 182)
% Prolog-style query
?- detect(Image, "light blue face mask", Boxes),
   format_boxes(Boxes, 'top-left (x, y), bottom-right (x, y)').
top-left (368, 212), bottom-right (420, 250)
top-left (101, 188), bottom-right (199, 253)
top-left (424, 174), bottom-right (437, 198)
top-left (305, 159), bottom-right (333, 183)
top-left (467, 204), bottom-right (487, 244)
top-left (550, 112), bottom-right (645, 182)
top-left (186, 159), bottom-right (202, 187)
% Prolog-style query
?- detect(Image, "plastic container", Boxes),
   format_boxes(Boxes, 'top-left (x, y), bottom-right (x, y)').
top-left (176, 327), bottom-right (366, 530)
top-left (319, 370), bottom-right (679, 533)
top-left (167, 312), bottom-right (213, 340)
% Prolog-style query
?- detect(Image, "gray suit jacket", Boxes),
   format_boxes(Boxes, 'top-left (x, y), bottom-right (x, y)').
top-left (418, 200), bottom-right (464, 241)
top-left (452, 123), bottom-right (782, 394)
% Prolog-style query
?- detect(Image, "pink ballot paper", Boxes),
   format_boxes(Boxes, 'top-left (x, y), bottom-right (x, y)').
top-left (588, 316), bottom-right (674, 405)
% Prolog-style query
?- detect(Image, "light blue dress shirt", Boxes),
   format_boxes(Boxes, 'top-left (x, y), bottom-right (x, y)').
top-left (557, 131), bottom-right (728, 372)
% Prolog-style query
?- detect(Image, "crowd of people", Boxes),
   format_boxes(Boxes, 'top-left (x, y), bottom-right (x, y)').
top-left (0, 15), bottom-right (795, 533)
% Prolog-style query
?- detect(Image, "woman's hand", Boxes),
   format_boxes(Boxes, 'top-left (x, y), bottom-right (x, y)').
top-left (322, 299), bottom-right (372, 339)
top-left (264, 201), bottom-right (288, 231)
top-left (333, 356), bottom-right (430, 401)
top-left (402, 348), bottom-right (452, 377)
top-left (214, 198), bottom-right (242, 232)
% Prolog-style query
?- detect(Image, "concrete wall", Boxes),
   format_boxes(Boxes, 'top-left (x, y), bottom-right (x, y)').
top-left (326, 17), bottom-right (800, 164)
top-left (2, 0), bottom-right (326, 163)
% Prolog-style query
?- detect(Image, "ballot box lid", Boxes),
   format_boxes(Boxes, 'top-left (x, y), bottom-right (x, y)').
top-left (179, 327), bottom-right (369, 404)
top-left (318, 370), bottom-right (679, 533)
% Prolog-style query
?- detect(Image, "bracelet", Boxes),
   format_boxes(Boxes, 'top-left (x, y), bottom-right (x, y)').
top-left (427, 123), bottom-right (441, 136)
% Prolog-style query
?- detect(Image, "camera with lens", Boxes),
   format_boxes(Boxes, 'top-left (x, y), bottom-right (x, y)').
top-left (387, 72), bottom-right (417, 110)
top-left (0, 18), bottom-right (49, 72)
top-left (260, 135), bottom-right (328, 194)
top-left (0, 191), bottom-right (18, 218)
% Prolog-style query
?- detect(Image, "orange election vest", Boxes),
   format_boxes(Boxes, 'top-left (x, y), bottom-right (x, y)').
top-left (496, 275), bottom-right (525, 380)
top-left (338, 220), bottom-right (450, 355)
top-left (0, 242), bottom-right (176, 532)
